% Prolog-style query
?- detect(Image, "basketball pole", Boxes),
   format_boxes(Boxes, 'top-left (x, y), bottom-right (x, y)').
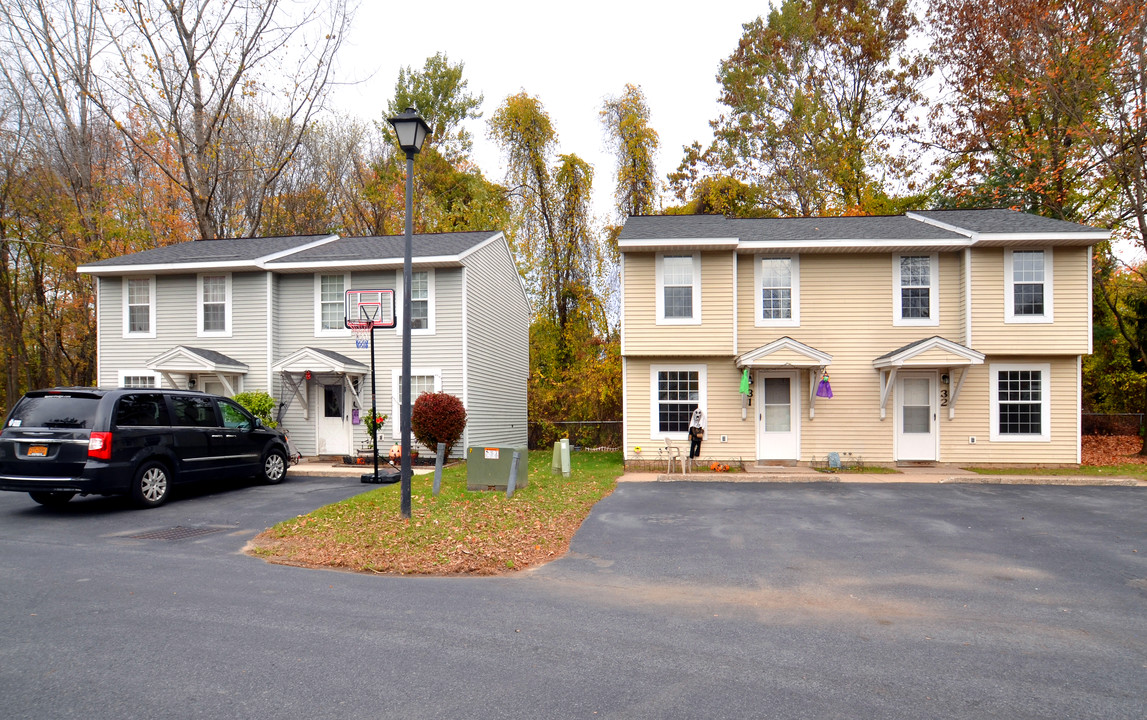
top-left (370, 322), bottom-right (378, 484)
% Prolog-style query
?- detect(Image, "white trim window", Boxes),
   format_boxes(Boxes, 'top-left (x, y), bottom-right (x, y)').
top-left (197, 273), bottom-right (232, 337)
top-left (122, 276), bottom-right (156, 338)
top-left (390, 368), bottom-right (442, 439)
top-left (990, 363), bottom-right (1051, 441)
top-left (655, 253), bottom-right (702, 325)
top-left (1005, 249), bottom-right (1053, 323)
top-left (118, 369), bottom-right (160, 388)
top-left (755, 256), bottom-right (799, 327)
top-left (395, 269), bottom-right (435, 335)
top-left (893, 253), bottom-right (939, 326)
top-left (315, 273), bottom-right (352, 336)
top-left (650, 364), bottom-right (706, 437)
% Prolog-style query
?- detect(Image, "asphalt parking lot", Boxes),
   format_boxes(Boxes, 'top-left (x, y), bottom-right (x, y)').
top-left (1, 476), bottom-right (1145, 719)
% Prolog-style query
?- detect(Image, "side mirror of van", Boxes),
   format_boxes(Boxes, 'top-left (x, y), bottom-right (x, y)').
top-left (253, 418), bottom-right (264, 429)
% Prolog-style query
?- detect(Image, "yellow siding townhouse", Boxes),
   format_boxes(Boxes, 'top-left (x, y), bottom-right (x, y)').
top-left (619, 209), bottom-right (1108, 467)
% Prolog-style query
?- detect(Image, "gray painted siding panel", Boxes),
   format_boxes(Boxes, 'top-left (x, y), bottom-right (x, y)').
top-left (463, 238), bottom-right (529, 449)
top-left (272, 269), bottom-right (468, 457)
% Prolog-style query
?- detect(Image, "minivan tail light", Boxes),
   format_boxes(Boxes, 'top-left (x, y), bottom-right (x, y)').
top-left (88, 432), bottom-right (113, 460)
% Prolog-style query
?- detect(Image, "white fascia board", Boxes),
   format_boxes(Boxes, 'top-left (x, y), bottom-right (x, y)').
top-left (260, 234), bottom-right (341, 262)
top-left (905, 212), bottom-right (975, 237)
top-left (455, 231), bottom-right (504, 261)
top-left (78, 260), bottom-right (262, 276)
top-left (737, 238), bottom-right (973, 251)
top-left (968, 231), bottom-right (1110, 243)
top-left (872, 337), bottom-right (985, 369)
top-left (266, 254), bottom-right (465, 271)
top-left (618, 237), bottom-right (740, 251)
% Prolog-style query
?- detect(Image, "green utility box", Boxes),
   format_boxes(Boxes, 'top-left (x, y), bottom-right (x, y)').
top-left (466, 446), bottom-right (528, 491)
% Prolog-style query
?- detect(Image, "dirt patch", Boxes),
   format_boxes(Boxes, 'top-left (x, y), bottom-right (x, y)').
top-left (1082, 435), bottom-right (1147, 466)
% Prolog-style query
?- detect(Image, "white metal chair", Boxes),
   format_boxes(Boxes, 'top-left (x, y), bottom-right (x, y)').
top-left (662, 437), bottom-right (684, 474)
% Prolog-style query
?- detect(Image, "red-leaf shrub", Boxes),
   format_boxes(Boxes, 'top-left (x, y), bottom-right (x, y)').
top-left (410, 392), bottom-right (467, 456)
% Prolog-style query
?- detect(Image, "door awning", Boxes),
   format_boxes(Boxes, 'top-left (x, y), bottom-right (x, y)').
top-left (736, 337), bottom-right (832, 369)
top-left (145, 346), bottom-right (248, 395)
top-left (872, 336), bottom-right (984, 419)
top-left (737, 337), bottom-right (833, 419)
top-left (273, 347), bottom-right (368, 423)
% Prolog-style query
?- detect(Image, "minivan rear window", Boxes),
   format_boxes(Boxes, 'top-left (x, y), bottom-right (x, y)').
top-left (115, 393), bottom-right (171, 427)
top-left (6, 393), bottom-right (101, 429)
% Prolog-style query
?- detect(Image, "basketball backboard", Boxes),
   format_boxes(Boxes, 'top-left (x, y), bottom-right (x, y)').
top-left (345, 289), bottom-right (396, 329)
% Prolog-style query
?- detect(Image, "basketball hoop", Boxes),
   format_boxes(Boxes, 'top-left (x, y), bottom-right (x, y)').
top-left (349, 320), bottom-right (372, 349)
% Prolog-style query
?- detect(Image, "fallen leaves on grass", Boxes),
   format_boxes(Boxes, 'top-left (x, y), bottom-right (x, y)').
top-left (1082, 435), bottom-right (1147, 466)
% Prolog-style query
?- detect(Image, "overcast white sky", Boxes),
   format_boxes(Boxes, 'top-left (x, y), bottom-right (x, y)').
top-left (330, 0), bottom-right (767, 223)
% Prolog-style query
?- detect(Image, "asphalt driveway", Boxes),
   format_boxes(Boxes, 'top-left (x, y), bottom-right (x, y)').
top-left (1, 477), bottom-right (1144, 719)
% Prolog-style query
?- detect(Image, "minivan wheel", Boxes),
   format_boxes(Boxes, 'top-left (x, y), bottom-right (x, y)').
top-left (29, 491), bottom-right (75, 507)
top-left (132, 461), bottom-right (172, 508)
top-left (261, 449), bottom-right (287, 485)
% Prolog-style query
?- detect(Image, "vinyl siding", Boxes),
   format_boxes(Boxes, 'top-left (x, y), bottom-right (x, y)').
top-left (623, 251), bottom-right (735, 356)
top-left (970, 246), bottom-right (1089, 354)
top-left (96, 272), bottom-right (269, 391)
top-left (273, 268), bottom-right (467, 457)
top-left (463, 237), bottom-right (530, 450)
top-left (622, 250), bottom-right (1083, 465)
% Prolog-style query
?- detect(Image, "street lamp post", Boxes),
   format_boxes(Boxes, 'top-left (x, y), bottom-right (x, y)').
top-left (387, 107), bottom-right (430, 519)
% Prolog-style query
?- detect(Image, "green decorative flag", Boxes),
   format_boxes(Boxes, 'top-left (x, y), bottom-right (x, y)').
top-left (739, 368), bottom-right (750, 395)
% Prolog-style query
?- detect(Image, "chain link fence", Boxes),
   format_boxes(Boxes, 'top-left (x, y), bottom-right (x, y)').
top-left (1082, 413), bottom-right (1145, 436)
top-left (529, 421), bottom-right (621, 451)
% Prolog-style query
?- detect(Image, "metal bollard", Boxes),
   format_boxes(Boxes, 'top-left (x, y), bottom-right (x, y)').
top-left (506, 451), bottom-right (521, 499)
top-left (432, 442), bottom-right (446, 496)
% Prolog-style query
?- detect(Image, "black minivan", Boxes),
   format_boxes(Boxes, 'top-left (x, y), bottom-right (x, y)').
top-left (0, 388), bottom-right (290, 508)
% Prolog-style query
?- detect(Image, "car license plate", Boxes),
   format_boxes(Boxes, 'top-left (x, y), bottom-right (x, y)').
top-left (28, 445), bottom-right (48, 457)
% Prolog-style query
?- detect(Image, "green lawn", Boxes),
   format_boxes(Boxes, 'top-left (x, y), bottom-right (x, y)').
top-left (965, 463), bottom-right (1147, 481)
top-left (248, 450), bottom-right (622, 575)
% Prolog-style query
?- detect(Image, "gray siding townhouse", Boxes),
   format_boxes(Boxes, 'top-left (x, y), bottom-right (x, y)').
top-left (77, 231), bottom-right (530, 459)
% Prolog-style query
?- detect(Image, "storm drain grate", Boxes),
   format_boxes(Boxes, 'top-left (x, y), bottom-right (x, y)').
top-left (127, 526), bottom-right (232, 541)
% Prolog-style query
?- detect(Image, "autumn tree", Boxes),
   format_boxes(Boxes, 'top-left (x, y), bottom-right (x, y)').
top-left (387, 53), bottom-right (484, 164)
top-left (672, 0), bottom-right (931, 217)
top-left (600, 84), bottom-right (660, 220)
top-left (928, 0), bottom-right (1111, 223)
top-left (90, 0), bottom-right (353, 239)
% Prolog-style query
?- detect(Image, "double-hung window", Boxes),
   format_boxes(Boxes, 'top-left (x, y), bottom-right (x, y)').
top-left (756, 256), bottom-right (799, 327)
top-left (197, 274), bottom-right (231, 336)
top-left (315, 273), bottom-right (351, 336)
top-left (391, 369), bottom-right (441, 439)
top-left (650, 365), bottom-right (706, 436)
top-left (396, 269), bottom-right (435, 335)
top-left (656, 253), bottom-right (701, 324)
top-left (894, 254), bottom-right (939, 326)
top-left (990, 364), bottom-right (1051, 441)
top-left (123, 276), bottom-right (155, 338)
top-left (1005, 249), bottom-right (1053, 322)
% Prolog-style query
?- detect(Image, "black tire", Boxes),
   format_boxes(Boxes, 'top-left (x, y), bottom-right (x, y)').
top-left (29, 491), bottom-right (75, 507)
top-left (131, 460), bottom-right (172, 508)
top-left (261, 448), bottom-right (287, 485)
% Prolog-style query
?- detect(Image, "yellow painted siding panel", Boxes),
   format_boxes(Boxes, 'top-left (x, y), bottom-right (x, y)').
top-left (623, 252), bottom-right (735, 356)
top-left (941, 357), bottom-right (1079, 464)
top-left (902, 348), bottom-right (976, 367)
top-left (971, 247), bottom-right (1089, 354)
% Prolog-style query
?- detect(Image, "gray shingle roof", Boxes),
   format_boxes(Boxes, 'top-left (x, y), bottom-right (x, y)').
top-left (80, 234), bottom-right (333, 268)
top-left (181, 347), bottom-right (249, 369)
top-left (910, 209), bottom-right (1104, 234)
top-left (266, 231), bottom-right (498, 264)
top-left (618, 209), bottom-right (1106, 244)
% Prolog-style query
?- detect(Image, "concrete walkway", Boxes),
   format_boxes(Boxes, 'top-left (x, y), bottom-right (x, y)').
top-left (620, 464), bottom-right (1145, 486)
top-left (286, 458), bottom-right (1144, 487)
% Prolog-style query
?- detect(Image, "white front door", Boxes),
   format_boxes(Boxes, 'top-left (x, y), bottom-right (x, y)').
top-left (896, 373), bottom-right (937, 461)
top-left (758, 371), bottom-right (800, 461)
top-left (317, 383), bottom-right (350, 455)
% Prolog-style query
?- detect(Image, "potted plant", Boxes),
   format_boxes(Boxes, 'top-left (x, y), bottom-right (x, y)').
top-left (361, 410), bottom-right (387, 455)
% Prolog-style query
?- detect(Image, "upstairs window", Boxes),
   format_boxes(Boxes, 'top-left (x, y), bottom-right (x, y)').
top-left (894, 254), bottom-right (938, 326)
top-left (396, 269), bottom-right (435, 335)
top-left (198, 274), bottom-right (231, 336)
top-left (655, 253), bottom-right (701, 324)
top-left (316, 273), bottom-right (351, 336)
top-left (756, 256), bottom-right (799, 327)
top-left (123, 276), bottom-right (155, 338)
top-left (1005, 249), bottom-right (1053, 322)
